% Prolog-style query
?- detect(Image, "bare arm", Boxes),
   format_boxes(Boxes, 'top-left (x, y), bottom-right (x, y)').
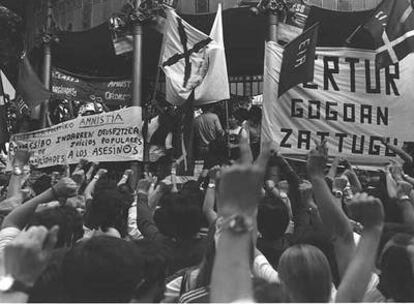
top-left (327, 157), bottom-right (341, 180)
top-left (336, 193), bottom-right (384, 302)
top-left (211, 231), bottom-right (253, 302)
top-left (202, 185), bottom-right (218, 226)
top-left (211, 140), bottom-right (271, 303)
top-left (2, 178), bottom-right (78, 230)
top-left (84, 169), bottom-right (106, 200)
top-left (344, 164), bottom-right (362, 193)
top-left (307, 142), bottom-right (355, 280)
top-left (382, 139), bottom-right (413, 164)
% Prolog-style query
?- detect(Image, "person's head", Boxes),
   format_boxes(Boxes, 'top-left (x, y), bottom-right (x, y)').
top-left (253, 278), bottom-right (285, 303)
top-left (248, 105), bottom-right (262, 124)
top-left (150, 112), bottom-right (178, 146)
top-left (378, 233), bottom-right (414, 301)
top-left (84, 189), bottom-right (130, 238)
top-left (294, 230), bottom-right (340, 287)
top-left (229, 108), bottom-right (249, 129)
top-left (131, 239), bottom-right (170, 303)
top-left (181, 181), bottom-right (204, 209)
top-left (32, 174), bottom-right (52, 195)
top-left (62, 236), bottom-right (145, 302)
top-left (278, 244), bottom-right (332, 302)
top-left (200, 104), bottom-right (214, 113)
top-left (257, 195), bottom-right (290, 240)
top-left (29, 248), bottom-right (69, 302)
top-left (153, 193), bottom-right (202, 240)
top-left (28, 205), bottom-right (84, 248)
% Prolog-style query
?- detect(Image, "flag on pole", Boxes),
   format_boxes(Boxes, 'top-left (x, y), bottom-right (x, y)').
top-left (17, 55), bottom-right (51, 109)
top-left (278, 23), bottom-right (319, 97)
top-left (361, 0), bottom-right (414, 68)
top-left (161, 9), bottom-right (212, 106)
top-left (194, 4), bottom-right (230, 105)
top-left (0, 72), bottom-right (9, 151)
top-left (0, 70), bottom-right (15, 100)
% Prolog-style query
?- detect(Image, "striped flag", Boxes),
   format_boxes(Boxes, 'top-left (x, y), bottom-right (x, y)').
top-left (362, 0), bottom-right (414, 68)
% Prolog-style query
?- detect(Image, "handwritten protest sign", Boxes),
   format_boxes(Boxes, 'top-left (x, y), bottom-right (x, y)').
top-left (9, 107), bottom-right (143, 168)
top-left (51, 68), bottom-right (131, 105)
top-left (262, 42), bottom-right (414, 165)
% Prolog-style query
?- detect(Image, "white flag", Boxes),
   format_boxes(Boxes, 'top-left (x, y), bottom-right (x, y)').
top-left (0, 70), bottom-right (16, 100)
top-left (194, 4), bottom-right (230, 105)
top-left (161, 9), bottom-right (213, 106)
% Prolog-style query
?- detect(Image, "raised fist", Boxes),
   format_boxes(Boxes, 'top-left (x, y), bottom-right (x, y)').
top-left (307, 140), bottom-right (328, 177)
top-left (347, 193), bottom-right (384, 229)
top-left (53, 177), bottom-right (79, 198)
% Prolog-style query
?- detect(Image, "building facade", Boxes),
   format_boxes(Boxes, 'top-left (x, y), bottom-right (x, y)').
top-left (25, 0), bottom-right (382, 96)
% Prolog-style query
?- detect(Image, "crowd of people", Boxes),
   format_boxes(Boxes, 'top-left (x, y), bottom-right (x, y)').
top-left (0, 101), bottom-right (414, 303)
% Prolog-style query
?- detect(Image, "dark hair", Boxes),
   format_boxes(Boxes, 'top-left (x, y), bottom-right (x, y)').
top-left (150, 112), bottom-right (177, 146)
top-left (249, 106), bottom-right (262, 124)
top-left (278, 244), bottom-right (332, 302)
top-left (154, 193), bottom-right (202, 239)
top-left (200, 104), bottom-right (214, 113)
top-left (29, 248), bottom-right (69, 303)
top-left (378, 233), bottom-right (414, 301)
top-left (132, 239), bottom-right (170, 302)
top-left (84, 189), bottom-right (130, 238)
top-left (28, 206), bottom-right (84, 248)
top-left (32, 175), bottom-right (52, 195)
top-left (257, 195), bottom-right (290, 240)
top-left (62, 236), bottom-right (145, 303)
top-left (293, 230), bottom-right (340, 287)
top-left (181, 181), bottom-right (204, 208)
top-left (233, 108), bottom-right (249, 124)
top-left (253, 278), bottom-right (285, 303)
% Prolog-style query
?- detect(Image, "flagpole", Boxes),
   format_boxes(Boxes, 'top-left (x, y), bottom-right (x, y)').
top-left (130, 0), bottom-right (144, 188)
top-left (40, 0), bottom-right (53, 128)
top-left (143, 31), bottom-right (167, 174)
top-left (269, 11), bottom-right (278, 42)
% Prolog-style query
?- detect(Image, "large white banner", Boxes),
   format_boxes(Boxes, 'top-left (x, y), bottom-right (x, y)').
top-left (9, 107), bottom-right (143, 168)
top-left (262, 42), bottom-right (414, 165)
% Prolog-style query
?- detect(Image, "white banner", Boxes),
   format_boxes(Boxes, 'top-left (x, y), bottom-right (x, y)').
top-left (9, 107), bottom-right (143, 168)
top-left (262, 42), bottom-right (414, 165)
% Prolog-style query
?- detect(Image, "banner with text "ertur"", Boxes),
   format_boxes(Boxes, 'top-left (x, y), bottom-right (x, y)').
top-left (262, 41), bottom-right (414, 165)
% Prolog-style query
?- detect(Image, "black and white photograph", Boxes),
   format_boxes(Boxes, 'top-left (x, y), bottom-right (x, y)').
top-left (0, 0), bottom-right (413, 302)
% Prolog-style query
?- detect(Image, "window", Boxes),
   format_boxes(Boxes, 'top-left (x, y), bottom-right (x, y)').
top-left (195, 0), bottom-right (209, 13)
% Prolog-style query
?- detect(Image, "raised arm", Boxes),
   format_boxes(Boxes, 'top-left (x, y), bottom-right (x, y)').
top-left (327, 156), bottom-right (341, 181)
top-left (381, 138), bottom-right (413, 164)
top-left (394, 181), bottom-right (414, 227)
top-left (84, 169), bottom-right (107, 201)
top-left (307, 141), bottom-right (355, 280)
top-left (7, 149), bottom-right (30, 199)
top-left (0, 226), bottom-right (58, 303)
top-left (343, 159), bottom-right (362, 193)
top-left (202, 166), bottom-right (220, 225)
top-left (336, 193), bottom-right (384, 302)
top-left (2, 178), bottom-right (78, 230)
top-left (211, 141), bottom-right (271, 303)
top-left (135, 178), bottom-right (164, 242)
